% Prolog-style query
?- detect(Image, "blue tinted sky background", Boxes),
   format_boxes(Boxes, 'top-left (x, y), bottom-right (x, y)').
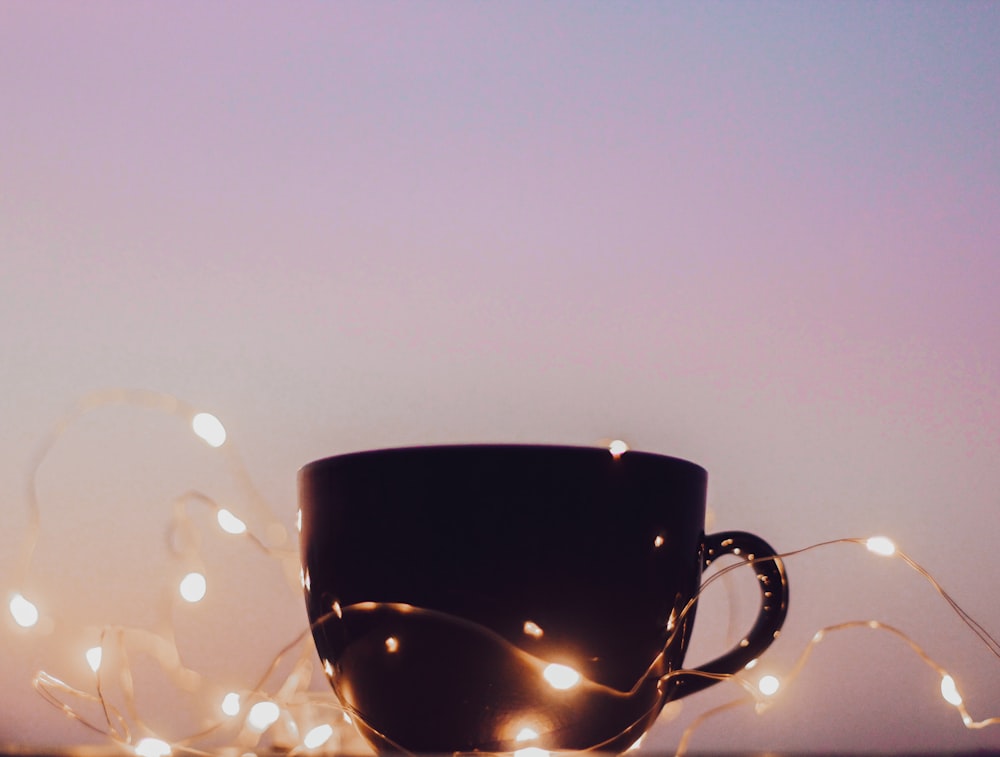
top-left (2, 2), bottom-right (999, 753)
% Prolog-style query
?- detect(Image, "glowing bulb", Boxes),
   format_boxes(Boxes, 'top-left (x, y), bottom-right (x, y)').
top-left (9, 593), bottom-right (39, 628)
top-left (303, 724), bottom-right (334, 749)
top-left (609, 439), bottom-right (629, 458)
top-left (192, 412), bottom-right (226, 448)
top-left (179, 572), bottom-right (207, 603)
top-left (653, 534), bottom-right (664, 548)
top-left (134, 738), bottom-right (171, 757)
top-left (85, 646), bottom-right (102, 673)
top-left (221, 692), bottom-right (241, 717)
top-left (543, 663), bottom-right (581, 690)
top-left (516, 727), bottom-right (539, 742)
top-left (514, 748), bottom-right (549, 757)
top-left (758, 674), bottom-right (780, 696)
top-left (216, 508), bottom-right (247, 535)
top-left (247, 700), bottom-right (280, 731)
top-left (866, 536), bottom-right (896, 557)
top-left (941, 674), bottom-right (963, 706)
top-left (384, 636), bottom-right (399, 653)
top-left (523, 620), bottom-right (544, 638)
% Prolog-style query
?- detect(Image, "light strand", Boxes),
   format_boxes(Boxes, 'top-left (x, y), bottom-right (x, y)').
top-left (8, 409), bottom-right (999, 757)
top-left (10, 389), bottom-right (358, 756)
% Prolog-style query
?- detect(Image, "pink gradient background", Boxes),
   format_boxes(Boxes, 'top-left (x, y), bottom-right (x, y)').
top-left (2, 3), bottom-right (998, 753)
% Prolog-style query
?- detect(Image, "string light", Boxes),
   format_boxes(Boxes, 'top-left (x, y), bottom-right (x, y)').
top-left (85, 646), bottom-right (102, 673)
top-left (178, 572), bottom-right (207, 603)
top-left (941, 674), bottom-right (963, 707)
top-left (247, 701), bottom-right (281, 731)
top-left (9, 389), bottom-right (356, 757)
top-left (7, 399), bottom-right (999, 757)
top-left (523, 620), bottom-right (544, 639)
top-left (216, 508), bottom-right (248, 535)
top-left (191, 412), bottom-right (227, 448)
top-left (221, 691), bottom-right (241, 717)
top-left (757, 674), bottom-right (780, 696)
top-left (866, 535), bottom-right (897, 557)
top-left (670, 537), bottom-right (1000, 755)
top-left (609, 439), bottom-right (629, 458)
top-left (543, 662), bottom-right (581, 690)
top-left (134, 737), bottom-right (172, 757)
top-left (303, 723), bottom-right (334, 749)
top-left (9, 592), bottom-right (39, 628)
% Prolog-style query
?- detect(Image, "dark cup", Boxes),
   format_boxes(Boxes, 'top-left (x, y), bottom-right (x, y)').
top-left (299, 445), bottom-right (788, 754)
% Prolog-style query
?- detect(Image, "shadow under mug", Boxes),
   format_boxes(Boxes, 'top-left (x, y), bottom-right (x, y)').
top-left (299, 445), bottom-right (789, 754)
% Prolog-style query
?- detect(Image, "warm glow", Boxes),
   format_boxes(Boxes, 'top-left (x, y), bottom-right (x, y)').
top-left (191, 412), bottom-right (227, 448)
top-left (608, 439), bottom-right (629, 458)
top-left (247, 700), bottom-right (281, 730)
top-left (523, 620), bottom-right (544, 638)
top-left (178, 572), bottom-right (207, 603)
top-left (543, 663), bottom-right (581, 690)
top-left (221, 691), bottom-right (241, 717)
top-left (866, 536), bottom-right (896, 557)
top-left (941, 674), bottom-right (963, 706)
top-left (134, 738), bottom-right (171, 757)
top-left (653, 534), bottom-right (664, 548)
top-left (303, 723), bottom-right (334, 749)
top-left (216, 508), bottom-right (247, 535)
top-left (516, 727), bottom-right (539, 742)
top-left (85, 646), bottom-right (102, 673)
top-left (384, 636), bottom-right (399, 653)
top-left (758, 674), bottom-right (780, 696)
top-left (9, 593), bottom-right (39, 628)
top-left (514, 748), bottom-right (549, 757)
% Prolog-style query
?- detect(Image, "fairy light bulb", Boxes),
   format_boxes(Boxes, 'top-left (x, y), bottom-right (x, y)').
top-left (85, 647), bottom-right (102, 673)
top-left (221, 691), bottom-right (241, 717)
top-left (178, 572), bottom-right (207, 603)
top-left (866, 536), bottom-right (896, 557)
top-left (134, 738), bottom-right (171, 757)
top-left (543, 663), bottom-right (581, 690)
top-left (514, 730), bottom-right (548, 757)
top-left (514, 748), bottom-right (549, 757)
top-left (523, 620), bottom-right (544, 638)
top-left (758, 674), bottom-right (781, 696)
top-left (516, 727), bottom-right (539, 742)
top-left (609, 439), bottom-right (629, 459)
top-left (191, 412), bottom-right (226, 448)
top-left (941, 674), bottom-right (963, 707)
top-left (9, 592), bottom-right (39, 628)
top-left (303, 724), bottom-right (334, 749)
top-left (247, 700), bottom-right (280, 731)
top-left (14, 389), bottom-right (1000, 756)
top-left (216, 508), bottom-right (247, 535)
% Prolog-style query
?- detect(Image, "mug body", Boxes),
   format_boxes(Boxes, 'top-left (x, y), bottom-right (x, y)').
top-left (299, 445), bottom-right (709, 753)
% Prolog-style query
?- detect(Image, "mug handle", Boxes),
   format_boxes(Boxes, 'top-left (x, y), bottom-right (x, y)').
top-left (663, 530), bottom-right (789, 700)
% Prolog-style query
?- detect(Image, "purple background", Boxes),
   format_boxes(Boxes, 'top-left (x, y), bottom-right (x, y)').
top-left (2, 3), bottom-right (998, 753)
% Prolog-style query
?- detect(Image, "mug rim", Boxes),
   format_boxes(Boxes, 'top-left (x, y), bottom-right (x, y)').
top-left (299, 443), bottom-right (708, 478)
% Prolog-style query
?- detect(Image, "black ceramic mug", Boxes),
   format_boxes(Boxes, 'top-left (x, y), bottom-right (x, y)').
top-left (299, 445), bottom-right (788, 754)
